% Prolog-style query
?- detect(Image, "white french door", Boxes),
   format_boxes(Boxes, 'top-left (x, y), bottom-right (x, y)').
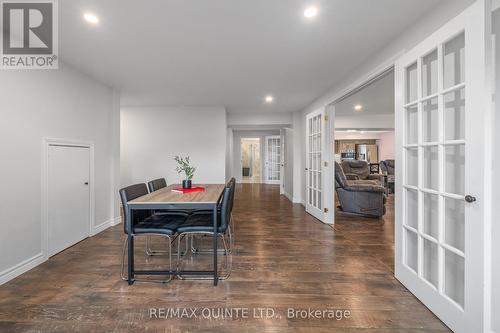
top-left (264, 135), bottom-right (281, 184)
top-left (395, 2), bottom-right (488, 332)
top-left (305, 108), bottom-right (333, 223)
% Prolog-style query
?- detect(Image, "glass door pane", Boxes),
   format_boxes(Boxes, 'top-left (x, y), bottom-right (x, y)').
top-left (402, 30), bottom-right (467, 310)
top-left (443, 33), bottom-right (465, 89)
top-left (306, 114), bottom-right (322, 213)
top-left (422, 49), bottom-right (438, 97)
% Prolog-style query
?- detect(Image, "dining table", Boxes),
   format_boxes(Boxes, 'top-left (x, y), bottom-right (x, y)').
top-left (126, 183), bottom-right (226, 286)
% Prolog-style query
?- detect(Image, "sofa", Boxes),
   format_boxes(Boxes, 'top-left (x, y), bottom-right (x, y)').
top-left (380, 160), bottom-right (395, 193)
top-left (335, 162), bottom-right (387, 218)
top-left (341, 160), bottom-right (384, 184)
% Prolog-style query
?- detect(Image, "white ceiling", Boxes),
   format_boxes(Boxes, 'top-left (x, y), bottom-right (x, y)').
top-left (59, 0), bottom-right (446, 113)
top-left (335, 70), bottom-right (394, 116)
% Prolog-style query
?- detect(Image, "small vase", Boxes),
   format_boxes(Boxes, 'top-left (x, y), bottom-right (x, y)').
top-left (182, 179), bottom-right (192, 189)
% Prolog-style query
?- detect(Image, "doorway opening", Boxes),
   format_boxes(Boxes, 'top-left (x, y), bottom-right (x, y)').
top-left (240, 138), bottom-right (261, 183)
top-left (332, 68), bottom-right (395, 220)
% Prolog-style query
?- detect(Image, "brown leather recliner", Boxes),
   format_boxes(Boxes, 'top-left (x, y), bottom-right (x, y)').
top-left (341, 160), bottom-right (383, 184)
top-left (335, 162), bottom-right (386, 218)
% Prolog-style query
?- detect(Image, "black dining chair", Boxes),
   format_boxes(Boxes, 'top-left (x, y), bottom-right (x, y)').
top-left (189, 178), bottom-right (235, 254)
top-left (145, 177), bottom-right (191, 256)
top-left (176, 185), bottom-right (234, 280)
top-left (147, 178), bottom-right (167, 192)
top-left (119, 183), bottom-right (188, 283)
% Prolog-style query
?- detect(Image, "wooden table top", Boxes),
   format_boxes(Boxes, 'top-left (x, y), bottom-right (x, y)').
top-left (129, 184), bottom-right (225, 205)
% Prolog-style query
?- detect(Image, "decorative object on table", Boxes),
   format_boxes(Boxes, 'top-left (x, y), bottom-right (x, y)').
top-left (174, 155), bottom-right (196, 189)
top-left (171, 186), bottom-right (205, 194)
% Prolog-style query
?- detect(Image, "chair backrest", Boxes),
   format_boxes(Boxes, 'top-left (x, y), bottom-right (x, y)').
top-left (380, 160), bottom-right (395, 175)
top-left (147, 178), bottom-right (167, 192)
top-left (119, 183), bottom-right (151, 234)
top-left (227, 178), bottom-right (236, 213)
top-left (335, 162), bottom-right (349, 189)
top-left (341, 160), bottom-right (370, 179)
top-left (219, 187), bottom-right (232, 232)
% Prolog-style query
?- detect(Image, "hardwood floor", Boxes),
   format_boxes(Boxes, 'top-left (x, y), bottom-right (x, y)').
top-left (0, 184), bottom-right (450, 332)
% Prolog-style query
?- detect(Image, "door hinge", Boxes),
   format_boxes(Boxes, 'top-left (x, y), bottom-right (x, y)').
top-left (324, 115), bottom-right (329, 121)
top-left (324, 161), bottom-right (328, 167)
top-left (324, 208), bottom-right (329, 213)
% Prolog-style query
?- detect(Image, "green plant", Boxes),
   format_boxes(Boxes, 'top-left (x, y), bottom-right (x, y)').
top-left (174, 155), bottom-right (196, 180)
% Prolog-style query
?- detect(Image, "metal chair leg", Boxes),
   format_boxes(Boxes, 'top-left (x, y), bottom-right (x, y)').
top-left (190, 234), bottom-right (230, 254)
top-left (177, 232), bottom-right (232, 280)
top-left (120, 237), bottom-right (128, 281)
top-left (190, 216), bottom-right (234, 255)
top-left (121, 234), bottom-right (174, 284)
top-left (146, 234), bottom-right (188, 257)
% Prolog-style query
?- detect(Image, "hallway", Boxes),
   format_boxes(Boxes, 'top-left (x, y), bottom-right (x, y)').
top-left (0, 184), bottom-right (449, 332)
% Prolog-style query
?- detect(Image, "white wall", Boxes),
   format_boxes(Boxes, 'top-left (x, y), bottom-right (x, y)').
top-left (120, 106), bottom-right (226, 186)
top-left (491, 7), bottom-right (500, 333)
top-left (292, 111), bottom-right (304, 203)
top-left (378, 131), bottom-right (395, 161)
top-left (335, 114), bottom-right (394, 129)
top-left (294, 0), bottom-right (475, 205)
top-left (0, 62), bottom-right (119, 284)
top-left (227, 112), bottom-right (292, 127)
top-left (335, 132), bottom-right (384, 140)
top-left (225, 127), bottom-right (234, 181)
top-left (283, 128), bottom-right (294, 200)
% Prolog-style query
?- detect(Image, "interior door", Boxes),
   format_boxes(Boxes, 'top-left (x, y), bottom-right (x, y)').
top-left (48, 145), bottom-right (90, 257)
top-left (394, 2), bottom-right (487, 332)
top-left (305, 108), bottom-right (331, 222)
top-left (264, 135), bottom-right (281, 184)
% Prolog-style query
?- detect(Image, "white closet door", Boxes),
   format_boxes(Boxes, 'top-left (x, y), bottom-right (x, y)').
top-left (394, 2), bottom-right (488, 332)
top-left (48, 145), bottom-right (90, 257)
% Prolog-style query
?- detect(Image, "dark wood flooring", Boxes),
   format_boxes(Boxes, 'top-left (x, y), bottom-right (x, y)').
top-left (0, 184), bottom-right (450, 332)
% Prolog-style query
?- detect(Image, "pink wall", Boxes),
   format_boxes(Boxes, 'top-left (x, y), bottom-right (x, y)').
top-left (378, 131), bottom-right (395, 161)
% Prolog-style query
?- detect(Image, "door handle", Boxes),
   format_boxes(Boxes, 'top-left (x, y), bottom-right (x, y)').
top-left (465, 195), bottom-right (476, 203)
top-left (84, 182), bottom-right (89, 185)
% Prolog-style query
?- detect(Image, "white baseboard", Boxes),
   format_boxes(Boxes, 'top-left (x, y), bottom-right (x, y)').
top-left (0, 253), bottom-right (46, 285)
top-left (0, 217), bottom-right (122, 286)
top-left (94, 216), bottom-right (121, 235)
top-left (283, 191), bottom-right (294, 202)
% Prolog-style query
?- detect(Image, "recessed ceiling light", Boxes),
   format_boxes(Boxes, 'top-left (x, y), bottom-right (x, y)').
top-left (83, 13), bottom-right (99, 24)
top-left (304, 6), bottom-right (318, 18)
top-left (354, 104), bottom-right (363, 111)
top-left (265, 95), bottom-right (274, 103)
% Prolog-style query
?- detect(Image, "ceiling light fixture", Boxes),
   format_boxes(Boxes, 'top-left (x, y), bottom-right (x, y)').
top-left (265, 95), bottom-right (274, 103)
top-left (83, 12), bottom-right (99, 24)
top-left (304, 6), bottom-right (318, 18)
top-left (354, 104), bottom-right (363, 111)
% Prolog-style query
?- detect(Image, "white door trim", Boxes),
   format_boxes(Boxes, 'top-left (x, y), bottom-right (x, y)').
top-left (324, 104), bottom-right (335, 224)
top-left (41, 138), bottom-right (95, 260)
